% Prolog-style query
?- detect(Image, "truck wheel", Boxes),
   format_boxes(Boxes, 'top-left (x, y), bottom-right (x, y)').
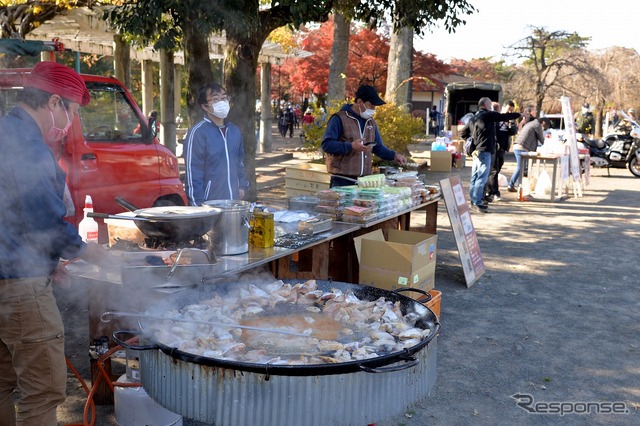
top-left (153, 195), bottom-right (185, 207)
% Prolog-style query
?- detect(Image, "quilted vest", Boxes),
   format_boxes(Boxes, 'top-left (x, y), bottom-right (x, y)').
top-left (325, 110), bottom-right (377, 177)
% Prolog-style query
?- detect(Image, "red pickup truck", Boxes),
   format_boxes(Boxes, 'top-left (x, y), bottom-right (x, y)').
top-left (0, 68), bottom-right (187, 240)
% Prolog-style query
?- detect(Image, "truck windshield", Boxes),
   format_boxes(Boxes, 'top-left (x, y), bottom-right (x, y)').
top-left (82, 85), bottom-right (144, 142)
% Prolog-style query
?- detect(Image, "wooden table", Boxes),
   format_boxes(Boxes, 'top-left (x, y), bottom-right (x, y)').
top-left (274, 198), bottom-right (441, 283)
top-left (520, 153), bottom-right (568, 201)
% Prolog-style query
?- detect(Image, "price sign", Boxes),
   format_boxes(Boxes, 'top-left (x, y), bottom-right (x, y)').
top-left (440, 176), bottom-right (485, 287)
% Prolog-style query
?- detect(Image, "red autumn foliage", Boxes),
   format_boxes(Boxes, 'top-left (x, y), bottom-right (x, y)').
top-left (272, 16), bottom-right (458, 102)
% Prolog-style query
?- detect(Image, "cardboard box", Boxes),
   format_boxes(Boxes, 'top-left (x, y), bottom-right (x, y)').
top-left (354, 229), bottom-right (437, 291)
top-left (285, 163), bottom-right (331, 183)
top-left (285, 177), bottom-right (330, 192)
top-left (453, 153), bottom-right (466, 169)
top-left (285, 163), bottom-right (331, 197)
top-left (430, 150), bottom-right (452, 172)
top-left (451, 140), bottom-right (463, 153)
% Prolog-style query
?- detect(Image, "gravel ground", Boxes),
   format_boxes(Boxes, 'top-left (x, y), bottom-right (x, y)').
top-left (54, 148), bottom-right (640, 425)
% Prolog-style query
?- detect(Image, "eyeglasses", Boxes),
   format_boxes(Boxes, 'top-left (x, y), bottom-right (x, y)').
top-left (207, 95), bottom-right (230, 103)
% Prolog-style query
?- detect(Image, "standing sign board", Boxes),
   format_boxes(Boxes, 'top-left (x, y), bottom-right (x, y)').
top-left (440, 176), bottom-right (485, 287)
top-left (560, 96), bottom-right (584, 197)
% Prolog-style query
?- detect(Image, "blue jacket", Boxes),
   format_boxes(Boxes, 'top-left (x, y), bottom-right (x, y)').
top-left (0, 107), bottom-right (85, 279)
top-left (184, 117), bottom-right (249, 205)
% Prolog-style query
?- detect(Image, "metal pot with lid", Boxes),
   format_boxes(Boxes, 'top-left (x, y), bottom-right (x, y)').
top-left (203, 200), bottom-right (250, 255)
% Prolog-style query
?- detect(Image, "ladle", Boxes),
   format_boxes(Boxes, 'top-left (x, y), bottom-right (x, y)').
top-left (101, 311), bottom-right (309, 337)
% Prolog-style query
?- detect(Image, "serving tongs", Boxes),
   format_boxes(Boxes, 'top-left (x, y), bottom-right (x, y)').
top-left (101, 311), bottom-right (309, 337)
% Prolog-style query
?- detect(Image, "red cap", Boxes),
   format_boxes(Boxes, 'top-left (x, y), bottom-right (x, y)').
top-left (25, 61), bottom-right (91, 106)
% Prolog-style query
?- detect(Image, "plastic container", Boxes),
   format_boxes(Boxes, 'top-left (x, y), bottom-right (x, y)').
top-left (288, 195), bottom-right (318, 213)
top-left (417, 289), bottom-right (442, 319)
top-left (114, 374), bottom-right (183, 426)
top-left (78, 195), bottom-right (99, 243)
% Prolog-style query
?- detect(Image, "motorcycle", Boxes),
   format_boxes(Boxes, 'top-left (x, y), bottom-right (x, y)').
top-left (576, 111), bottom-right (640, 178)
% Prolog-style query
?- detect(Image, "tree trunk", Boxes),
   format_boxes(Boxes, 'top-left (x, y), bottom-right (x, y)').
top-left (386, 26), bottom-right (413, 107)
top-left (183, 25), bottom-right (215, 125)
top-left (113, 34), bottom-right (131, 89)
top-left (224, 31), bottom-right (262, 201)
top-left (160, 49), bottom-right (176, 153)
top-left (327, 13), bottom-right (350, 106)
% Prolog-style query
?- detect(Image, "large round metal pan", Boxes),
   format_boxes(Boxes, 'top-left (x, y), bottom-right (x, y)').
top-left (132, 206), bottom-right (221, 242)
top-left (91, 205), bottom-right (221, 242)
top-left (121, 279), bottom-right (440, 376)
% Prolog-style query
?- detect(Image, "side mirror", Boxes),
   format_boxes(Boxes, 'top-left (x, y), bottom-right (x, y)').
top-left (148, 116), bottom-right (158, 138)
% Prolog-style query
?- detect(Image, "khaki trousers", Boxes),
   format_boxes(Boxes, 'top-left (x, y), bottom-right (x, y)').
top-left (0, 277), bottom-right (66, 426)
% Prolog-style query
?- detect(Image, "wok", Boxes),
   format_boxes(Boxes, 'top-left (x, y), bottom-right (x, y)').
top-left (114, 279), bottom-right (440, 376)
top-left (89, 205), bottom-right (221, 243)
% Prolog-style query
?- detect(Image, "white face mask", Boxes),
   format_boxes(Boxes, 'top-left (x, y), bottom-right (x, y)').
top-left (210, 100), bottom-right (230, 119)
top-left (359, 103), bottom-right (375, 119)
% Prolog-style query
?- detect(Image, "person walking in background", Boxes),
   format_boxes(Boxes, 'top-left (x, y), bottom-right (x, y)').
top-left (285, 106), bottom-right (296, 138)
top-left (321, 84), bottom-right (407, 187)
top-left (484, 100), bottom-right (517, 202)
top-left (461, 97), bottom-right (520, 212)
top-left (508, 117), bottom-right (550, 192)
top-left (184, 83), bottom-right (249, 204)
top-left (293, 105), bottom-right (302, 130)
top-left (277, 108), bottom-right (287, 138)
top-left (316, 107), bottom-right (327, 125)
top-left (429, 105), bottom-right (442, 137)
top-left (301, 108), bottom-right (314, 126)
top-left (0, 61), bottom-right (116, 426)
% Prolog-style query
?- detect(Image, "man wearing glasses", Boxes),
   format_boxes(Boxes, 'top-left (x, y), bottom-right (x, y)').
top-left (322, 85), bottom-right (407, 187)
top-left (0, 61), bottom-right (116, 425)
top-left (184, 83), bottom-right (249, 205)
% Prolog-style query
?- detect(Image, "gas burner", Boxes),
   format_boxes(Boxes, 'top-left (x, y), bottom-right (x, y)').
top-left (109, 238), bottom-right (143, 251)
top-left (142, 236), bottom-right (208, 251)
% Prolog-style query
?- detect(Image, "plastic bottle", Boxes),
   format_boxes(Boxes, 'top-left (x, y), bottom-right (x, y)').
top-left (78, 195), bottom-right (99, 243)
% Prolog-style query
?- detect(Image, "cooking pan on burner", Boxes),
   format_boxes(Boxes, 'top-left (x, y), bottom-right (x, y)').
top-left (89, 202), bottom-right (222, 243)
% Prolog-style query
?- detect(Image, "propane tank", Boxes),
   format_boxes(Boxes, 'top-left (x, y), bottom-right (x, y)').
top-left (77, 195), bottom-right (99, 243)
top-left (114, 374), bottom-right (183, 426)
top-left (115, 349), bottom-right (182, 426)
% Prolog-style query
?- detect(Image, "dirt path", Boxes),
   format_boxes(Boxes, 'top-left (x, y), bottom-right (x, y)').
top-left (55, 153), bottom-right (640, 425)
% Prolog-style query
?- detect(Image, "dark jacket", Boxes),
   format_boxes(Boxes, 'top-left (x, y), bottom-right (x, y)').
top-left (321, 104), bottom-right (396, 177)
top-left (496, 120), bottom-right (517, 151)
top-left (461, 109), bottom-right (521, 154)
top-left (0, 107), bottom-right (86, 279)
top-left (512, 119), bottom-right (545, 152)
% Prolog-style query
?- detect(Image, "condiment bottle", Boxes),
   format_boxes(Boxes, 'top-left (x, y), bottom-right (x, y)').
top-left (251, 207), bottom-right (274, 248)
top-left (78, 195), bottom-right (99, 243)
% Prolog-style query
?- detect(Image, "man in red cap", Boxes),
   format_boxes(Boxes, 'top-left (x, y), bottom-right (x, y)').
top-left (321, 84), bottom-right (407, 187)
top-left (0, 61), bottom-right (115, 425)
